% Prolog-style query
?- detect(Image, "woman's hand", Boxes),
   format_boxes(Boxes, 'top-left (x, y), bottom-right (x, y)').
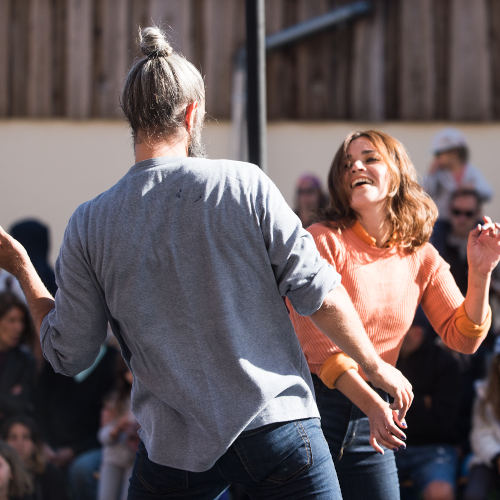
top-left (365, 399), bottom-right (407, 455)
top-left (335, 368), bottom-right (408, 454)
top-left (468, 216), bottom-right (500, 276)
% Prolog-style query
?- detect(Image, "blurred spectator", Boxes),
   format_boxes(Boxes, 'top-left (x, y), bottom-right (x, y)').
top-left (424, 128), bottom-right (492, 221)
top-left (432, 189), bottom-right (494, 453)
top-left (0, 293), bottom-right (36, 428)
top-left (0, 441), bottom-right (33, 500)
top-left (0, 272), bottom-right (23, 303)
top-left (2, 416), bottom-right (67, 500)
top-left (9, 220), bottom-right (56, 296)
top-left (396, 311), bottom-right (461, 500)
top-left (293, 174), bottom-right (328, 227)
top-left (97, 357), bottom-right (137, 500)
top-left (464, 338), bottom-right (500, 500)
top-left (431, 188), bottom-right (483, 294)
top-left (35, 344), bottom-right (117, 500)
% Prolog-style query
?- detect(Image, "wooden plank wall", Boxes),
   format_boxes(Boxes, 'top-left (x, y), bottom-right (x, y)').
top-left (0, 0), bottom-right (499, 121)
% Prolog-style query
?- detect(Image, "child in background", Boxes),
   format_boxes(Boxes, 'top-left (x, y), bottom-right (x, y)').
top-left (0, 441), bottom-right (32, 500)
top-left (97, 358), bottom-right (137, 500)
top-left (2, 416), bottom-right (67, 500)
top-left (465, 337), bottom-right (500, 500)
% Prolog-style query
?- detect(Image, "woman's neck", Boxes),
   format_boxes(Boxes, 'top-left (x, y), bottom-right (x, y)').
top-left (357, 206), bottom-right (391, 247)
top-left (0, 486), bottom-right (8, 500)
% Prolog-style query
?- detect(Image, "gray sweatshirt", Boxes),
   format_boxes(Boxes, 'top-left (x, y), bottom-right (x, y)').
top-left (40, 157), bottom-right (340, 471)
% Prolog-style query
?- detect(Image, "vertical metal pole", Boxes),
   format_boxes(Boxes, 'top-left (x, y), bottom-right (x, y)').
top-left (245, 0), bottom-right (267, 171)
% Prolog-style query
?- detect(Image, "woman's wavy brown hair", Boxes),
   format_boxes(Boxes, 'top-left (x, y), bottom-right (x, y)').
top-left (0, 441), bottom-right (33, 498)
top-left (324, 130), bottom-right (438, 252)
top-left (2, 416), bottom-right (47, 475)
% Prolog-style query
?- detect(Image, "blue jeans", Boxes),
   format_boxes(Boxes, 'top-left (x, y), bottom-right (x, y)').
top-left (128, 417), bottom-right (342, 499)
top-left (396, 444), bottom-right (458, 497)
top-left (313, 375), bottom-right (400, 500)
top-left (68, 448), bottom-right (102, 500)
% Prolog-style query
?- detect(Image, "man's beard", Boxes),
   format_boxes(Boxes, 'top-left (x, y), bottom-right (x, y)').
top-left (188, 111), bottom-right (206, 158)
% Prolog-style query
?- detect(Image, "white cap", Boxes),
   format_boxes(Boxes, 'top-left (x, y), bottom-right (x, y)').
top-left (431, 128), bottom-right (468, 155)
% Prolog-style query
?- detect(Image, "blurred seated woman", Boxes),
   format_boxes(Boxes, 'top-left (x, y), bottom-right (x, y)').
top-left (2, 416), bottom-right (67, 500)
top-left (0, 441), bottom-right (32, 500)
top-left (294, 174), bottom-right (328, 228)
top-left (465, 338), bottom-right (500, 500)
top-left (0, 293), bottom-right (37, 427)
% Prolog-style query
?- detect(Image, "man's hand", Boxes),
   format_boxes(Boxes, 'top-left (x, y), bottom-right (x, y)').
top-left (0, 225), bottom-right (54, 332)
top-left (0, 225), bottom-right (30, 276)
top-left (363, 360), bottom-right (413, 421)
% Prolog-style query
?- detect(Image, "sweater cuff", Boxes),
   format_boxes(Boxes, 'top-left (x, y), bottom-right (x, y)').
top-left (454, 302), bottom-right (491, 338)
top-left (319, 353), bottom-right (358, 389)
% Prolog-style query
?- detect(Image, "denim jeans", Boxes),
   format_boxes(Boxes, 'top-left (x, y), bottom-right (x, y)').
top-left (313, 375), bottom-right (400, 500)
top-left (68, 448), bottom-right (102, 500)
top-left (396, 444), bottom-right (458, 497)
top-left (128, 417), bottom-right (342, 499)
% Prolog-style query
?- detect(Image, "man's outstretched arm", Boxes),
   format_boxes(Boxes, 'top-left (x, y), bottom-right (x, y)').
top-left (310, 285), bottom-right (414, 419)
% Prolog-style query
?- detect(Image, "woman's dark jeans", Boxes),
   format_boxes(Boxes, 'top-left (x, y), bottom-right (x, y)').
top-left (313, 374), bottom-right (400, 500)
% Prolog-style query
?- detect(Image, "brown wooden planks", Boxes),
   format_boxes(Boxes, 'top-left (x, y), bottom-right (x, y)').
top-left (449, 0), bottom-right (492, 120)
top-left (66, 0), bottom-right (92, 118)
top-left (489, 0), bottom-right (500, 118)
top-left (0, 0), bottom-right (9, 116)
top-left (1, 0), bottom-right (499, 121)
top-left (432, 0), bottom-right (451, 120)
top-left (27, 0), bottom-right (52, 116)
top-left (399, 0), bottom-right (434, 120)
top-left (202, 0), bottom-right (245, 119)
top-left (95, 0), bottom-right (128, 117)
top-left (148, 0), bottom-right (192, 58)
top-left (9, 0), bottom-right (30, 116)
top-left (350, 0), bottom-right (385, 121)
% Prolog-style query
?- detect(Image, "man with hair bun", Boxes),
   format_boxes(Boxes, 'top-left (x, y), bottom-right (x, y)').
top-left (0, 26), bottom-right (412, 499)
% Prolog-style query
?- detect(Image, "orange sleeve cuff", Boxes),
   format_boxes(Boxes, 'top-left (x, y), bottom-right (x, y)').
top-left (318, 352), bottom-right (359, 389)
top-left (454, 302), bottom-right (491, 338)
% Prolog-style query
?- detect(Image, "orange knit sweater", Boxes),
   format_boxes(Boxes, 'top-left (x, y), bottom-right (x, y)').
top-left (289, 221), bottom-right (491, 389)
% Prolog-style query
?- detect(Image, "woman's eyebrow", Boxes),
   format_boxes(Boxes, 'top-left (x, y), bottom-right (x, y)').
top-left (346, 149), bottom-right (377, 159)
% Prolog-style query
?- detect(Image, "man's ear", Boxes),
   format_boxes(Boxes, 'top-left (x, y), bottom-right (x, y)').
top-left (185, 101), bottom-right (199, 133)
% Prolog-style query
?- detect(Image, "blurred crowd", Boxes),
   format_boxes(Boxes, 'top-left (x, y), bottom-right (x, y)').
top-left (0, 127), bottom-right (497, 500)
top-left (0, 220), bottom-right (136, 500)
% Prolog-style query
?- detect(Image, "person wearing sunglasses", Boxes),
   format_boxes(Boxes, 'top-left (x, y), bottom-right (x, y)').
top-left (432, 188), bottom-right (483, 295)
top-left (431, 188), bottom-right (497, 470)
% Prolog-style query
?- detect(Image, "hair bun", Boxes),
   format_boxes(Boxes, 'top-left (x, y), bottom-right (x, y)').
top-left (140, 26), bottom-right (173, 58)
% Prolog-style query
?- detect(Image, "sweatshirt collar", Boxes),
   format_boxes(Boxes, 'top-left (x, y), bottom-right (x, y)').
top-left (351, 221), bottom-right (397, 248)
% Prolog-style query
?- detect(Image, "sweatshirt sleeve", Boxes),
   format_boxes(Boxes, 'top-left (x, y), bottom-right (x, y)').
top-left (288, 224), bottom-right (355, 379)
top-left (256, 172), bottom-right (340, 316)
top-left (40, 206), bottom-right (108, 376)
top-left (420, 246), bottom-right (490, 354)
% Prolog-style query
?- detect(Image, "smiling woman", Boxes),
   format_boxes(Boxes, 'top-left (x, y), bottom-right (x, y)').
top-left (325, 130), bottom-right (437, 250)
top-left (0, 292), bottom-right (37, 428)
top-left (288, 129), bottom-right (500, 500)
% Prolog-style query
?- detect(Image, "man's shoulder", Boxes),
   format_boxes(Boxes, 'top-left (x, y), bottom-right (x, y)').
top-left (185, 157), bottom-right (265, 182)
